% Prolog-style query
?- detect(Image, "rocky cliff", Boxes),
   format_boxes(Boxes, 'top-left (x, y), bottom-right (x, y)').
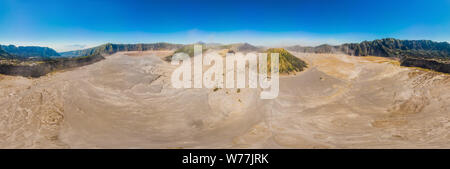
top-left (60, 43), bottom-right (183, 57)
top-left (287, 38), bottom-right (450, 73)
top-left (400, 57), bottom-right (450, 73)
top-left (0, 55), bottom-right (104, 77)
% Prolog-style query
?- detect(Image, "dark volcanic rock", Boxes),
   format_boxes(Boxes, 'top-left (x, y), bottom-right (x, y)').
top-left (0, 55), bottom-right (104, 77)
top-left (400, 57), bottom-right (450, 73)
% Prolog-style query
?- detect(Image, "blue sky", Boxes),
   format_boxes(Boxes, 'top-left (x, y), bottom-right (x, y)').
top-left (1, 0), bottom-right (450, 52)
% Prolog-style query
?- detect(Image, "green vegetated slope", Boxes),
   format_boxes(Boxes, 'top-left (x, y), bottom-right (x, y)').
top-left (265, 48), bottom-right (308, 74)
top-left (165, 44), bottom-right (307, 74)
top-left (0, 48), bottom-right (13, 59)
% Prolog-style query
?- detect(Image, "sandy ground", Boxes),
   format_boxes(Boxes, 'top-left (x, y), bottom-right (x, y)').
top-left (0, 51), bottom-right (449, 148)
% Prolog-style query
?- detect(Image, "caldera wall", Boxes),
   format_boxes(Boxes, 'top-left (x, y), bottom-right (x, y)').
top-left (0, 55), bottom-right (104, 77)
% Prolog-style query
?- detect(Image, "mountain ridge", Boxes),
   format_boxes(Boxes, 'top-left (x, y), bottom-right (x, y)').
top-left (60, 43), bottom-right (184, 57)
top-left (287, 38), bottom-right (450, 59)
top-left (287, 38), bottom-right (450, 73)
top-left (0, 48), bottom-right (13, 59)
top-left (0, 45), bottom-right (60, 59)
top-left (2, 38), bottom-right (450, 76)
